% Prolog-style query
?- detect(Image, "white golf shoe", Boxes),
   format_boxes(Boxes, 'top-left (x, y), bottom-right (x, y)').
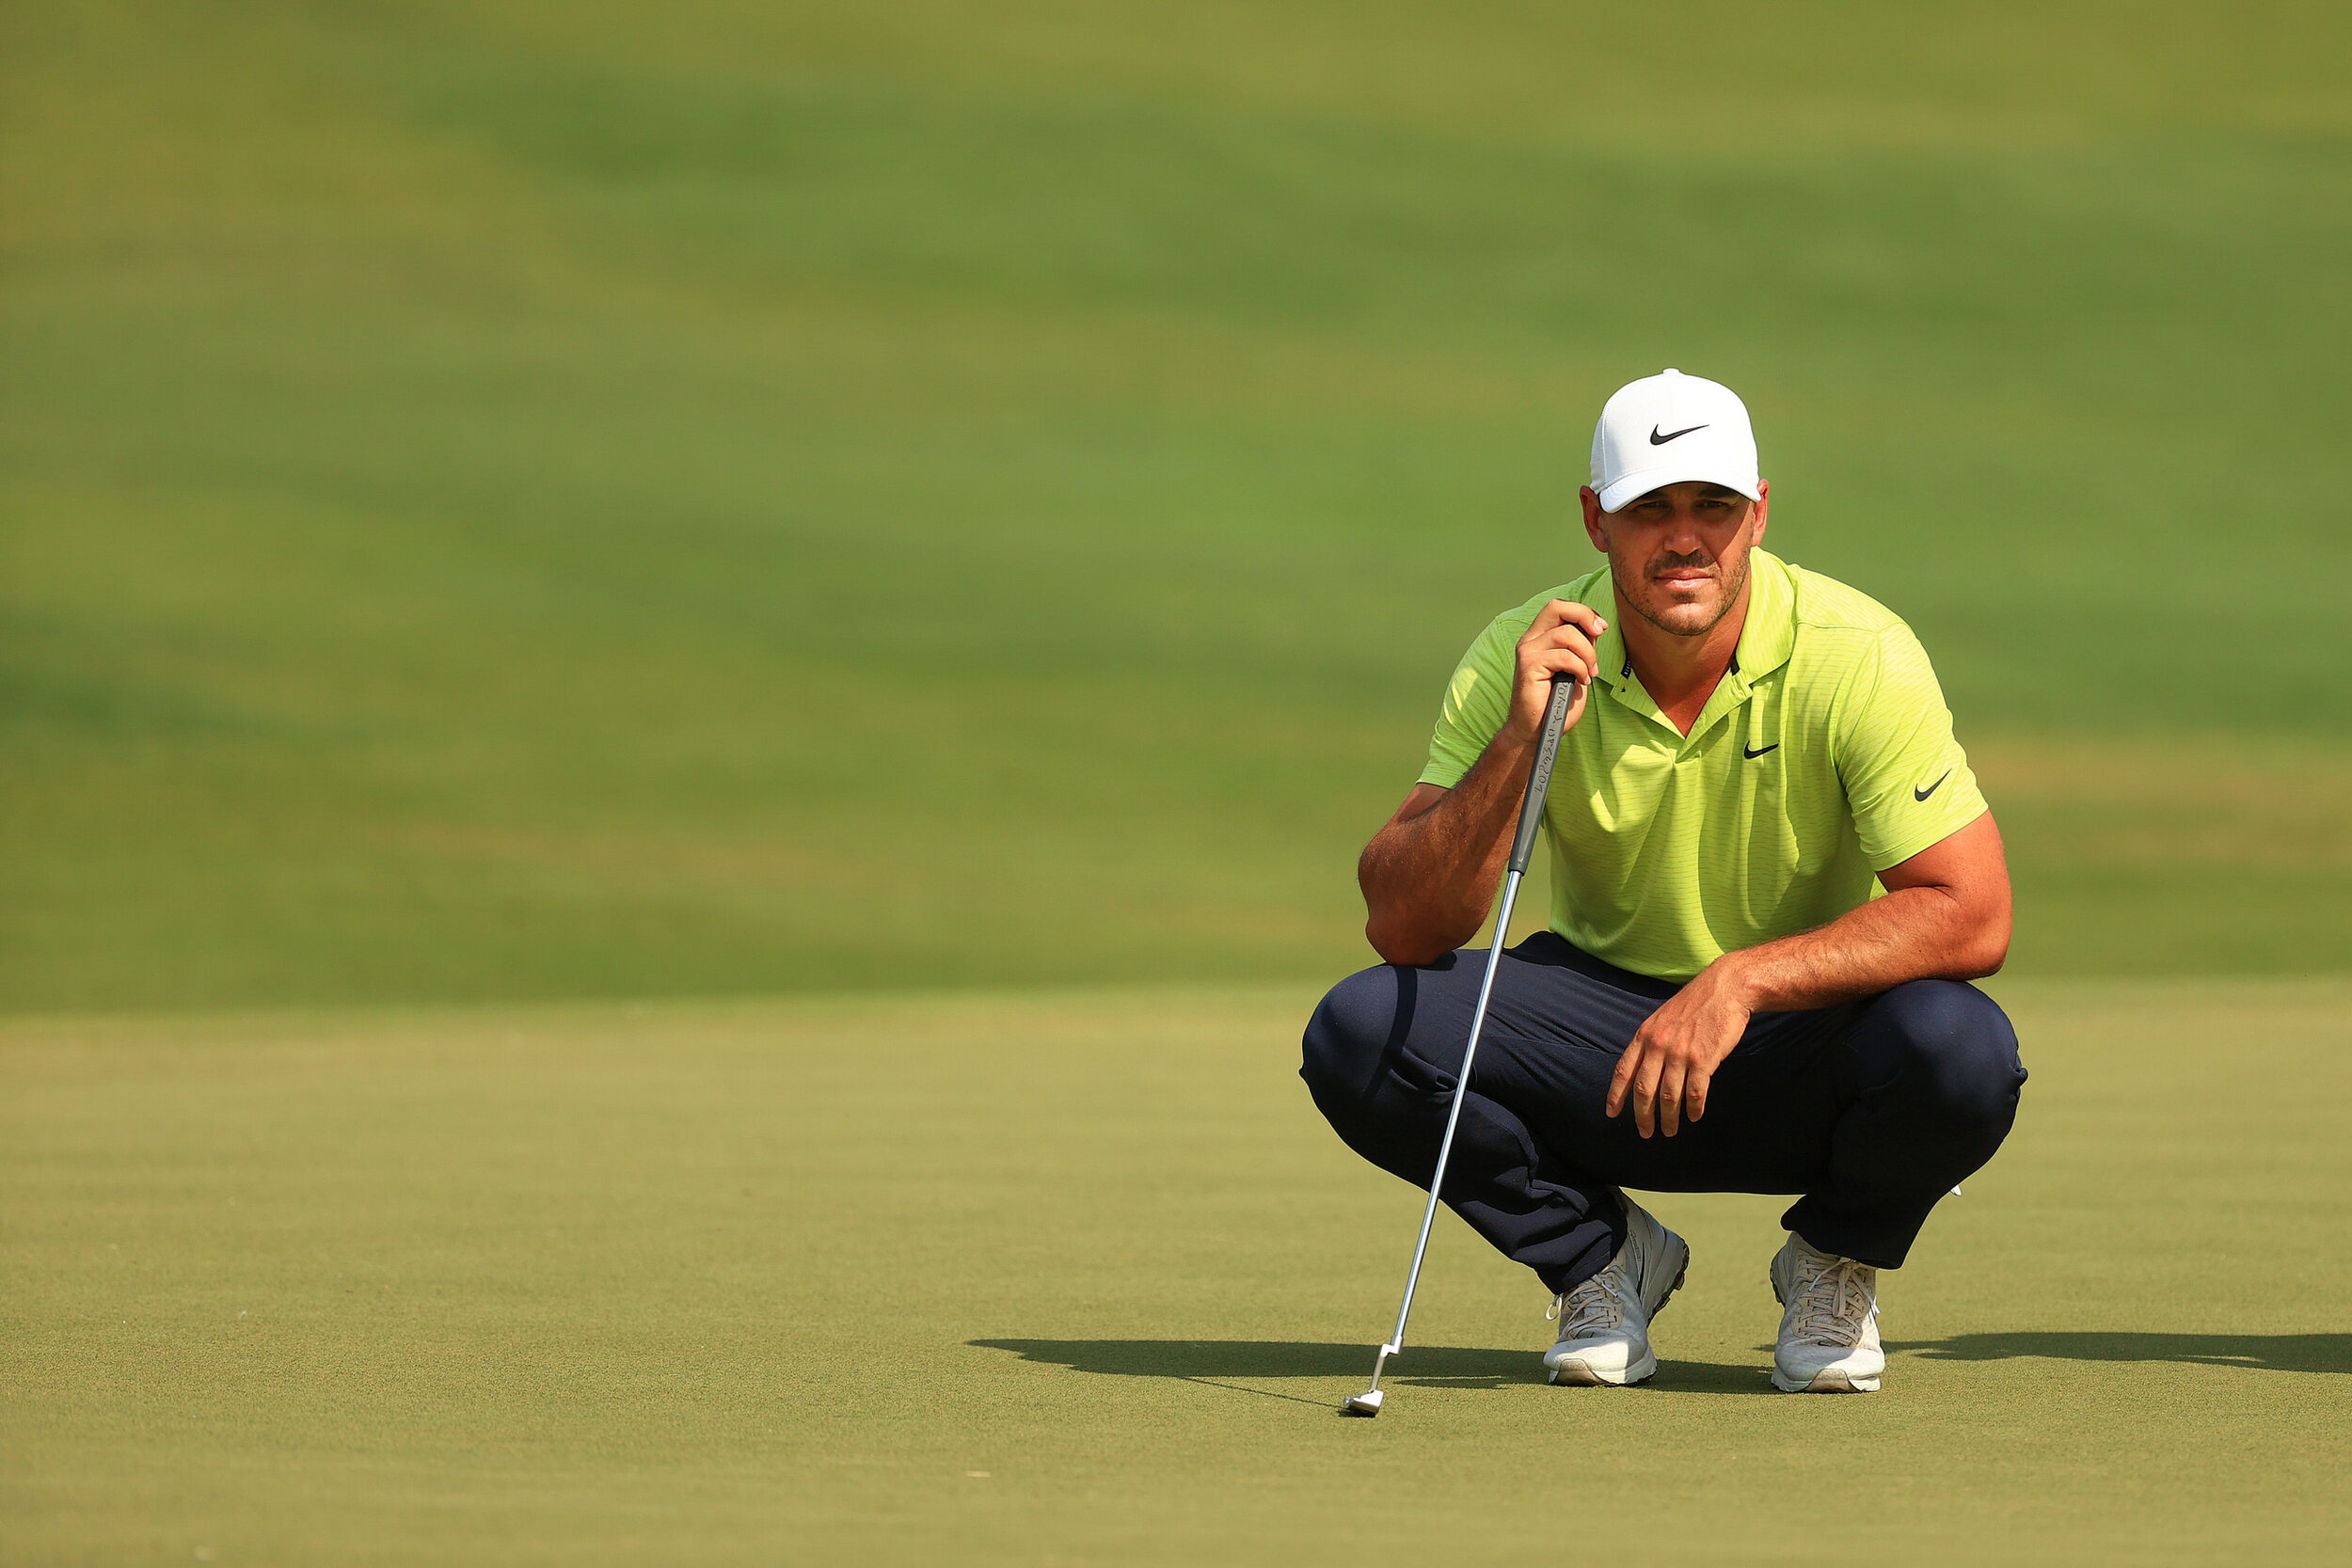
top-left (1769, 1234), bottom-right (1885, 1393)
top-left (1542, 1195), bottom-right (1690, 1386)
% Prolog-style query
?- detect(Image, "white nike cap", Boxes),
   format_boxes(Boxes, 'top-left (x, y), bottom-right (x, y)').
top-left (1589, 368), bottom-right (1762, 514)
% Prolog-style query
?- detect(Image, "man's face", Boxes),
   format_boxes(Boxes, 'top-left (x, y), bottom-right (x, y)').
top-left (1579, 479), bottom-right (1769, 639)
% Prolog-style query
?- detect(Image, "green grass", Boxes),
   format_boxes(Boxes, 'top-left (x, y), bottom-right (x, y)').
top-left (6, 980), bottom-right (2349, 1564)
top-left (6, 1), bottom-right (2351, 1011)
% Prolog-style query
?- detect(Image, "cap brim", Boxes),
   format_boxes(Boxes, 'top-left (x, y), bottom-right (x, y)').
top-left (1596, 464), bottom-right (1762, 514)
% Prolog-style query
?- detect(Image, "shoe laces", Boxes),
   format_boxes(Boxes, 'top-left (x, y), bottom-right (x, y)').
top-left (1787, 1253), bottom-right (1876, 1347)
top-left (1549, 1267), bottom-right (1630, 1339)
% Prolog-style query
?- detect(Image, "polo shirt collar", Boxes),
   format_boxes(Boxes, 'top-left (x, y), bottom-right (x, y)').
top-left (1591, 594), bottom-right (1633, 698)
top-left (1731, 547), bottom-right (1797, 684)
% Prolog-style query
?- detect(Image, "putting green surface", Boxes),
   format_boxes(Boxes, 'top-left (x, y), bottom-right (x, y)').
top-left (8, 980), bottom-right (2348, 1564)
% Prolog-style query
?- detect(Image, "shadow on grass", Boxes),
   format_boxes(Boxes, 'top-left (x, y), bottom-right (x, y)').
top-left (970, 1338), bottom-right (1776, 1398)
top-left (975, 1332), bottom-right (2352, 1399)
top-left (1892, 1332), bottom-right (2352, 1374)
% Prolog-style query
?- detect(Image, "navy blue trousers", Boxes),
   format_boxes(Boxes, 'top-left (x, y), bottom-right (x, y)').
top-left (1301, 932), bottom-right (2026, 1293)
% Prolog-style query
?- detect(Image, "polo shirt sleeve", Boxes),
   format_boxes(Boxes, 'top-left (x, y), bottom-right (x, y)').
top-left (1417, 611), bottom-right (1521, 789)
top-left (1834, 622), bottom-right (1989, 870)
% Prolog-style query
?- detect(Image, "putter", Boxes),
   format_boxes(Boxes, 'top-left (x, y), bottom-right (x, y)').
top-left (1343, 670), bottom-right (1580, 1418)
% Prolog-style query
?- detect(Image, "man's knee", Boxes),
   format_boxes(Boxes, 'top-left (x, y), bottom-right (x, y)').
top-left (1300, 963), bottom-right (1417, 1110)
top-left (1867, 979), bottom-right (2026, 1129)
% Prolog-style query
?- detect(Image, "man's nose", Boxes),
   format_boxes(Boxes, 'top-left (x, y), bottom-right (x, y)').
top-left (1662, 506), bottom-right (1709, 548)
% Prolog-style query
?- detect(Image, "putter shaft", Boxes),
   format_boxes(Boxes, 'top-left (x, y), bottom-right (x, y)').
top-left (1345, 673), bottom-right (1578, 1416)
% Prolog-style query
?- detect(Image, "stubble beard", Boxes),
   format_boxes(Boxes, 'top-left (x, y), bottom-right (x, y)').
top-left (1620, 544), bottom-right (1752, 640)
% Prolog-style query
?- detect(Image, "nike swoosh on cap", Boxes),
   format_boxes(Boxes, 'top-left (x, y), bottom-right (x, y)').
top-left (1648, 423), bottom-right (1708, 445)
top-left (1915, 770), bottom-right (1952, 801)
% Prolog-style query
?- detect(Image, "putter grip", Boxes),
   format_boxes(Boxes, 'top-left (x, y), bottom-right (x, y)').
top-left (1505, 673), bottom-right (1578, 875)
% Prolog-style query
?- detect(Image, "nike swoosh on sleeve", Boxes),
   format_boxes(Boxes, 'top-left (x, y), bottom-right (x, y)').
top-left (1915, 771), bottom-right (1952, 801)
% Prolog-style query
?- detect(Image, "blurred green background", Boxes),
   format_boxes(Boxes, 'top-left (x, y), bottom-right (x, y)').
top-left (5, 0), bottom-right (2348, 1013)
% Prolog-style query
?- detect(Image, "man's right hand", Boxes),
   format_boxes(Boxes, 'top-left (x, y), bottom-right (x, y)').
top-left (1508, 599), bottom-right (1605, 740)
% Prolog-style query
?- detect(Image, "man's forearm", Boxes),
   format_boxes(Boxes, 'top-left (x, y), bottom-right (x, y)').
top-left (1713, 883), bottom-right (2006, 1015)
top-left (1361, 598), bottom-right (1605, 966)
top-left (1609, 813), bottom-right (2011, 1138)
top-left (1358, 731), bottom-right (1537, 964)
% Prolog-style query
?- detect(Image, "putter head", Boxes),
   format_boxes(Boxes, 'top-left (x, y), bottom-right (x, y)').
top-left (1341, 1388), bottom-right (1384, 1417)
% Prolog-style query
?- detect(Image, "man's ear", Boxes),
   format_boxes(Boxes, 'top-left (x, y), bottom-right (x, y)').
top-left (1579, 485), bottom-right (1609, 551)
top-left (1749, 479), bottom-right (1770, 547)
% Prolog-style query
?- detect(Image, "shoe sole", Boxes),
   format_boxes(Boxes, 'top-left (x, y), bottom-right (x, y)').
top-left (1771, 1367), bottom-right (1881, 1394)
top-left (1545, 1255), bottom-right (1688, 1388)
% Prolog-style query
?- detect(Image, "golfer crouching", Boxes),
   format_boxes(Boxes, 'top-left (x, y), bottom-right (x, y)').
top-left (1302, 369), bottom-right (2025, 1394)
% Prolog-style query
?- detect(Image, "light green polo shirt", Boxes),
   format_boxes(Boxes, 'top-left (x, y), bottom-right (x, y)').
top-left (1420, 547), bottom-right (1987, 982)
